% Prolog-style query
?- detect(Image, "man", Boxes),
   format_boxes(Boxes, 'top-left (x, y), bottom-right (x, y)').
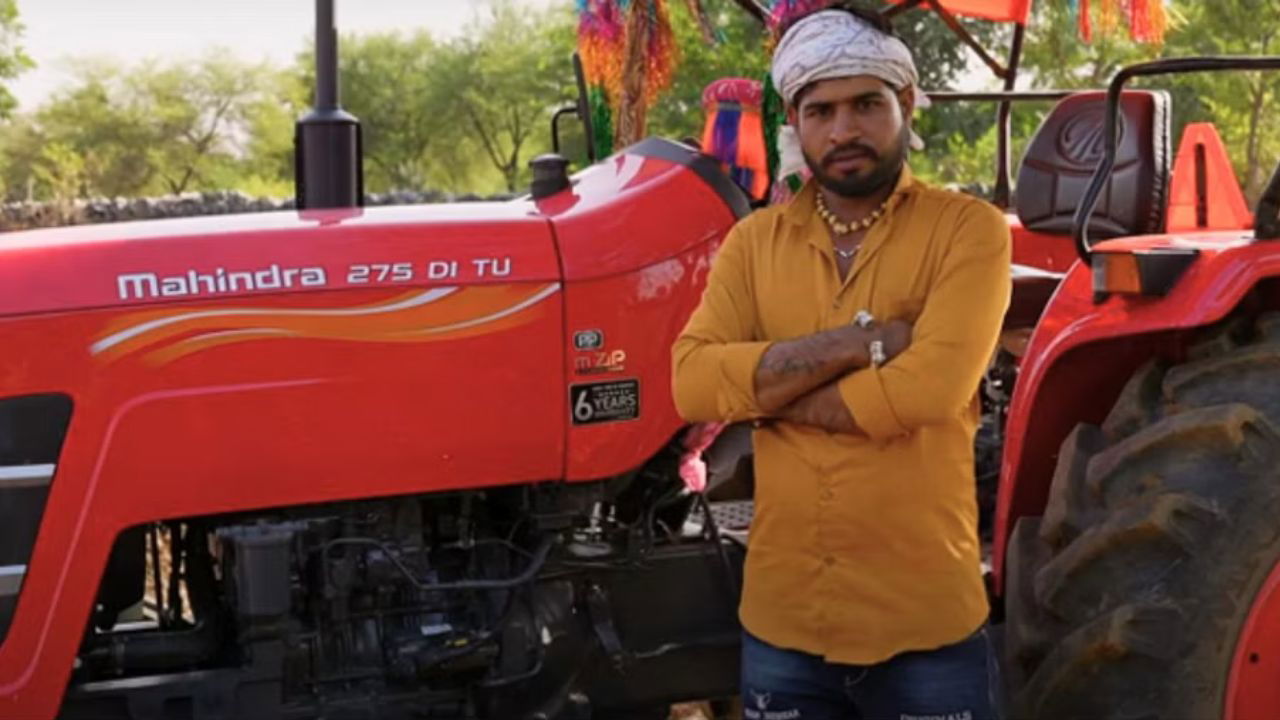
top-left (671, 5), bottom-right (1011, 719)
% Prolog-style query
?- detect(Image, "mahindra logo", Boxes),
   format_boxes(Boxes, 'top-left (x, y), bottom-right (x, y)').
top-left (117, 264), bottom-right (329, 300)
top-left (1057, 108), bottom-right (1127, 168)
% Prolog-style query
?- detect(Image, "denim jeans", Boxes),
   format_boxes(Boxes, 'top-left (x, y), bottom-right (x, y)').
top-left (740, 626), bottom-right (1002, 720)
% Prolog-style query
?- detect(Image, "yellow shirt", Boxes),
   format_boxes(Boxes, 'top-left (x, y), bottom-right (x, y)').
top-left (672, 168), bottom-right (1011, 665)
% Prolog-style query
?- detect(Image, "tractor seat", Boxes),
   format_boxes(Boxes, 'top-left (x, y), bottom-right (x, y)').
top-left (1013, 90), bottom-right (1172, 265)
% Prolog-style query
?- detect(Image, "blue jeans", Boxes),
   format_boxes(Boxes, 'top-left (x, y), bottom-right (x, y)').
top-left (740, 627), bottom-right (1002, 720)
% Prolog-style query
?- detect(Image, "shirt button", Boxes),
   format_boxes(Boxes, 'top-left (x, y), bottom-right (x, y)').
top-left (823, 556), bottom-right (836, 567)
top-left (821, 488), bottom-right (835, 501)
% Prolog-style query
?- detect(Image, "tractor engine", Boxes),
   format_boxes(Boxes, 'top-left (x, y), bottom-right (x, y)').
top-left (64, 449), bottom-right (744, 720)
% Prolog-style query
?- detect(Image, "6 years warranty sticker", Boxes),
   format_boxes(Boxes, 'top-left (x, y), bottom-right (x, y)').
top-left (570, 380), bottom-right (640, 425)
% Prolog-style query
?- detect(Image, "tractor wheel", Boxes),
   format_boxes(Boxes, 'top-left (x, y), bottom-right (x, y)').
top-left (1006, 313), bottom-right (1280, 719)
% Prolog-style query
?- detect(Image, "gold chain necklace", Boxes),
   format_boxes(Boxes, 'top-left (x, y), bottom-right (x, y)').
top-left (815, 192), bottom-right (890, 259)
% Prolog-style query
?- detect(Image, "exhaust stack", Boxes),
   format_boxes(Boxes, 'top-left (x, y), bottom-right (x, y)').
top-left (294, 0), bottom-right (363, 210)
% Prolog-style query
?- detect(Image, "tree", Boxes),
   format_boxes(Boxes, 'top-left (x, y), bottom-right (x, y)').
top-left (294, 31), bottom-right (473, 193)
top-left (3, 54), bottom-right (278, 201)
top-left (0, 0), bottom-right (32, 119)
top-left (30, 63), bottom-right (156, 198)
top-left (1164, 0), bottom-right (1280, 202)
top-left (132, 55), bottom-right (271, 194)
top-left (450, 1), bottom-right (578, 192)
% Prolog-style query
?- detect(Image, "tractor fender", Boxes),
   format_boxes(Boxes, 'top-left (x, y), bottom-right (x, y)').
top-left (992, 231), bottom-right (1280, 591)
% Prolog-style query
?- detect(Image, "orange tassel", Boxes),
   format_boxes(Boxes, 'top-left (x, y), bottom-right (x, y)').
top-left (1099, 0), bottom-right (1120, 35)
top-left (1079, 0), bottom-right (1093, 42)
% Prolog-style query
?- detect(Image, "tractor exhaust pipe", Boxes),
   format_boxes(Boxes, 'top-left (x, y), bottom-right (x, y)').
top-left (294, 0), bottom-right (363, 210)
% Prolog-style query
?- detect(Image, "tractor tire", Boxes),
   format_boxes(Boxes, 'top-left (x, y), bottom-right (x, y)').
top-left (1006, 313), bottom-right (1280, 719)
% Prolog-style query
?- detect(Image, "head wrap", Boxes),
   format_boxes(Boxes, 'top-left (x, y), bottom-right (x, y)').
top-left (770, 9), bottom-right (929, 179)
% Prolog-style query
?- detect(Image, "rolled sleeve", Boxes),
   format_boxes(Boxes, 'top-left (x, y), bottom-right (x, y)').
top-left (838, 200), bottom-right (1011, 436)
top-left (838, 366), bottom-right (908, 442)
top-left (672, 221), bottom-right (770, 424)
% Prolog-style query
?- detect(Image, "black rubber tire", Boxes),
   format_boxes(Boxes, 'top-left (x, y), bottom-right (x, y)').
top-left (1006, 314), bottom-right (1280, 719)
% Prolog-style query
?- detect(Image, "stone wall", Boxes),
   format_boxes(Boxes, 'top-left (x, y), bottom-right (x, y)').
top-left (0, 190), bottom-right (516, 232)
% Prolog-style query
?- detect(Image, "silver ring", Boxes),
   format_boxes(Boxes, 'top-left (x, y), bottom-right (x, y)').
top-left (869, 340), bottom-right (887, 367)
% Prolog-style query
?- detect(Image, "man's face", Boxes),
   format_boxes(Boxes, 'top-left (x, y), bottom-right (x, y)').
top-left (789, 75), bottom-right (913, 198)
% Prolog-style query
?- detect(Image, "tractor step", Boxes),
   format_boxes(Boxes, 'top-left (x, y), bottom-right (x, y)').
top-left (684, 500), bottom-right (753, 545)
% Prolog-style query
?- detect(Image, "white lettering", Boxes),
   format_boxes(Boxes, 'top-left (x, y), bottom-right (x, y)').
top-left (301, 268), bottom-right (327, 287)
top-left (117, 273), bottom-right (159, 300)
top-left (228, 271), bottom-right (253, 291)
top-left (472, 257), bottom-right (512, 277)
top-left (115, 264), bottom-right (330, 300)
top-left (427, 260), bottom-right (458, 280)
top-left (160, 276), bottom-right (188, 297)
top-left (254, 264), bottom-right (283, 289)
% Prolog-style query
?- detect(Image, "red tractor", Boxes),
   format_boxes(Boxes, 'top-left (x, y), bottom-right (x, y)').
top-left (1, 0), bottom-right (1279, 718)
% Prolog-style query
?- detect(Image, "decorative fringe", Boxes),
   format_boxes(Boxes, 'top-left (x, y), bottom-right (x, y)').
top-left (762, 73), bottom-right (785, 189)
top-left (701, 78), bottom-right (769, 200)
top-left (1080, 0), bottom-right (1165, 45)
top-left (615, 0), bottom-right (678, 147)
top-left (1129, 0), bottom-right (1167, 44)
top-left (577, 0), bottom-right (626, 157)
top-left (578, 0), bottom-right (678, 152)
top-left (766, 0), bottom-right (832, 38)
top-left (588, 87), bottom-right (615, 161)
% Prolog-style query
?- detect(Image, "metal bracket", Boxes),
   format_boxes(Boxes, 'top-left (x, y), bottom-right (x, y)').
top-left (585, 584), bottom-right (628, 671)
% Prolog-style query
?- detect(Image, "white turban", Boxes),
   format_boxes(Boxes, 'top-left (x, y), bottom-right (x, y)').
top-left (771, 9), bottom-right (929, 179)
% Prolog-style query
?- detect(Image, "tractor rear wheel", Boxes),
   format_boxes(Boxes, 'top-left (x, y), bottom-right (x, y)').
top-left (1006, 314), bottom-right (1280, 719)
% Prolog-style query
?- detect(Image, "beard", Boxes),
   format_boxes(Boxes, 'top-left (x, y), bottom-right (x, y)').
top-left (804, 125), bottom-right (909, 198)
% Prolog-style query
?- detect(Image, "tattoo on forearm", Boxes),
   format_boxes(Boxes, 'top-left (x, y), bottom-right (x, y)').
top-left (765, 355), bottom-right (821, 376)
top-left (754, 326), bottom-right (866, 412)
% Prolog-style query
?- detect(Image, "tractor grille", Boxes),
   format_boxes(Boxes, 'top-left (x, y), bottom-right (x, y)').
top-left (0, 394), bottom-right (73, 648)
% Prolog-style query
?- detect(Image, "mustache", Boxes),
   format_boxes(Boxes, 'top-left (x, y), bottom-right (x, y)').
top-left (822, 142), bottom-right (880, 167)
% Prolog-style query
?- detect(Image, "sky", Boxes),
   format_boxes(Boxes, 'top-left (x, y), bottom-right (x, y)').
top-left (10, 0), bottom-right (561, 111)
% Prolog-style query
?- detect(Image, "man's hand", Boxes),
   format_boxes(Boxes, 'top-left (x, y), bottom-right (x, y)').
top-left (769, 320), bottom-right (912, 435)
top-left (874, 320), bottom-right (913, 364)
top-left (775, 383), bottom-right (861, 435)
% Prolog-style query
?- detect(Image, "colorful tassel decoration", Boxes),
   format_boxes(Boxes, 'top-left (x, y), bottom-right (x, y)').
top-left (577, 0), bottom-right (627, 158)
top-left (578, 0), bottom-right (678, 153)
top-left (1077, 0), bottom-right (1093, 43)
top-left (1076, 0), bottom-right (1166, 45)
top-left (701, 78), bottom-right (769, 200)
top-left (1129, 0), bottom-right (1168, 44)
top-left (766, 0), bottom-right (832, 38)
top-left (615, 0), bottom-right (678, 147)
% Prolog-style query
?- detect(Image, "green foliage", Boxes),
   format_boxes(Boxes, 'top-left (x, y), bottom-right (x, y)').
top-left (4, 0), bottom-right (1279, 205)
top-left (296, 30), bottom-right (466, 192)
top-left (450, 1), bottom-right (579, 192)
top-left (0, 54), bottom-right (278, 201)
top-left (1162, 0), bottom-right (1280, 202)
top-left (0, 0), bottom-right (31, 120)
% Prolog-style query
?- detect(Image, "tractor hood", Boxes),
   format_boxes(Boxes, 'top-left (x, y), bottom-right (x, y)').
top-left (0, 139), bottom-right (747, 319)
top-left (0, 202), bottom-right (559, 319)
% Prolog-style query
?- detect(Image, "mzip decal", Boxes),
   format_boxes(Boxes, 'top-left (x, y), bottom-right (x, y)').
top-left (574, 349), bottom-right (627, 376)
top-left (115, 257), bottom-right (516, 301)
top-left (570, 379), bottom-right (640, 425)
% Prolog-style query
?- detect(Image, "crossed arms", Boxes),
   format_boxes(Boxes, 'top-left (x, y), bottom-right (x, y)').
top-left (671, 205), bottom-right (1011, 440)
